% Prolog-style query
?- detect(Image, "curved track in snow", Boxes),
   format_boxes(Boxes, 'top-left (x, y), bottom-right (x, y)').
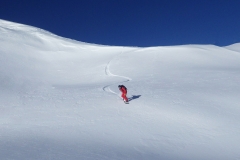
top-left (102, 49), bottom-right (132, 97)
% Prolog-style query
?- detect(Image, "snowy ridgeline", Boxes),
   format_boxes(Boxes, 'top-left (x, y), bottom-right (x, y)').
top-left (1, 19), bottom-right (240, 160)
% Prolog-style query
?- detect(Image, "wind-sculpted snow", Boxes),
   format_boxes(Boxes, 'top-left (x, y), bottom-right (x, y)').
top-left (1, 19), bottom-right (240, 160)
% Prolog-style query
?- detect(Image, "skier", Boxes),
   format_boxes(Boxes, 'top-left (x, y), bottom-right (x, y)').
top-left (118, 85), bottom-right (128, 103)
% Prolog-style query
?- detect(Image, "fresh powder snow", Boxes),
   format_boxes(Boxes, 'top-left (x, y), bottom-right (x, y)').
top-left (1, 19), bottom-right (240, 160)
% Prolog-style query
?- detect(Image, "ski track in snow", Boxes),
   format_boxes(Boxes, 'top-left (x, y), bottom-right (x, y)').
top-left (103, 48), bottom-right (132, 98)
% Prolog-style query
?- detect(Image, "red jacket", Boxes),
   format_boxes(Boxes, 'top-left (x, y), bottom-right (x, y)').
top-left (119, 86), bottom-right (127, 93)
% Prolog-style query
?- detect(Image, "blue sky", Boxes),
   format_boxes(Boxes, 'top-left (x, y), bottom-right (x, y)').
top-left (1, 0), bottom-right (240, 47)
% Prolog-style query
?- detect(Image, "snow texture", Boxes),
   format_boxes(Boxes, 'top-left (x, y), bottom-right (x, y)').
top-left (1, 19), bottom-right (240, 160)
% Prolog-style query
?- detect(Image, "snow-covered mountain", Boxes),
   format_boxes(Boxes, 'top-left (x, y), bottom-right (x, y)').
top-left (1, 19), bottom-right (240, 160)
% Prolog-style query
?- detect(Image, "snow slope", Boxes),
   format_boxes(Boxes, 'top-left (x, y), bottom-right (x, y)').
top-left (1, 19), bottom-right (240, 160)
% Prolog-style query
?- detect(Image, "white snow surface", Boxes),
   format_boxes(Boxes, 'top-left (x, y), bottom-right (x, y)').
top-left (1, 19), bottom-right (240, 160)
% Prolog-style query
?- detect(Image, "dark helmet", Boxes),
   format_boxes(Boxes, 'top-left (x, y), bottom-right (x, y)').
top-left (118, 85), bottom-right (122, 88)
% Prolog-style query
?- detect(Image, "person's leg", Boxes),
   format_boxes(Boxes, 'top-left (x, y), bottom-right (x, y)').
top-left (121, 92), bottom-right (124, 100)
top-left (122, 93), bottom-right (128, 102)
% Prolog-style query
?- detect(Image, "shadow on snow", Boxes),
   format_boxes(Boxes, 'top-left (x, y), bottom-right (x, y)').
top-left (128, 95), bottom-right (141, 102)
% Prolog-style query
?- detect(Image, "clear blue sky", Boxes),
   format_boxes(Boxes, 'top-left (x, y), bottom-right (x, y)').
top-left (1, 0), bottom-right (240, 47)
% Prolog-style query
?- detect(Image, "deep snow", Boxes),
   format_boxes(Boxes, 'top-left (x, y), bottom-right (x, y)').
top-left (1, 19), bottom-right (240, 160)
